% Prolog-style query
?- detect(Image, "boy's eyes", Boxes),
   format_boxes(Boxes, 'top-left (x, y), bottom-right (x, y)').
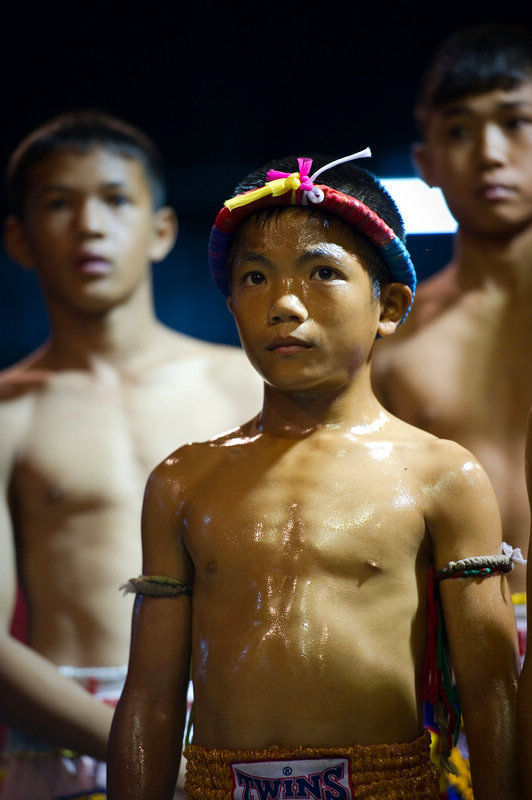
top-left (443, 123), bottom-right (470, 142)
top-left (443, 115), bottom-right (532, 142)
top-left (106, 193), bottom-right (131, 207)
top-left (42, 193), bottom-right (132, 211)
top-left (311, 266), bottom-right (342, 281)
top-left (45, 196), bottom-right (69, 210)
top-left (504, 115), bottom-right (532, 131)
top-left (241, 271), bottom-right (266, 286)
top-left (239, 267), bottom-right (345, 285)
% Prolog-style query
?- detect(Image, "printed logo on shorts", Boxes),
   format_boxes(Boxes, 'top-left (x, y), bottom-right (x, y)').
top-left (230, 757), bottom-right (352, 800)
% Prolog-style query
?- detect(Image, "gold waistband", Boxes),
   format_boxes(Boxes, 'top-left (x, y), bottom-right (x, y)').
top-left (184, 731), bottom-right (439, 799)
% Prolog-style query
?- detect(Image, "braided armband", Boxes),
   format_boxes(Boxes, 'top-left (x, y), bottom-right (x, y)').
top-left (421, 542), bottom-right (525, 773)
top-left (437, 553), bottom-right (514, 581)
top-left (120, 575), bottom-right (193, 597)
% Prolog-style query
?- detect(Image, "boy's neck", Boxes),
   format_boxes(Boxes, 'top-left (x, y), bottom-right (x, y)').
top-left (453, 223), bottom-right (532, 294)
top-left (43, 277), bottom-right (167, 370)
top-left (257, 369), bottom-right (383, 438)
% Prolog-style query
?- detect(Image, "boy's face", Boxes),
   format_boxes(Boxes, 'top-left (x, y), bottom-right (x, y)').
top-left (7, 147), bottom-right (175, 313)
top-left (414, 81), bottom-right (532, 237)
top-left (228, 208), bottom-right (391, 395)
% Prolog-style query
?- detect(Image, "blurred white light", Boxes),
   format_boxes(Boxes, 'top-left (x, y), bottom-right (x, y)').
top-left (381, 178), bottom-right (458, 235)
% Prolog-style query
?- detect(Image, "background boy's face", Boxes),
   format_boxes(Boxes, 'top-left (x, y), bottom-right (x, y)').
top-left (414, 81), bottom-right (532, 237)
top-left (228, 208), bottom-right (385, 395)
top-left (6, 146), bottom-right (175, 314)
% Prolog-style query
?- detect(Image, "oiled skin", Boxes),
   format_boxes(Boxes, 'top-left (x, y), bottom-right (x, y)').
top-left (109, 210), bottom-right (520, 800)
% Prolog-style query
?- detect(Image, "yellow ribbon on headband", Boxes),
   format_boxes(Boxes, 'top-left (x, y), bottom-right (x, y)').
top-left (224, 173), bottom-right (301, 211)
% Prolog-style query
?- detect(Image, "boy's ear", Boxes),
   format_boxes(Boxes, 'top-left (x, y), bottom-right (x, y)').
top-left (148, 206), bottom-right (178, 262)
top-left (411, 141), bottom-right (436, 188)
top-left (3, 216), bottom-right (36, 270)
top-left (377, 283), bottom-right (413, 337)
top-left (226, 296), bottom-right (234, 315)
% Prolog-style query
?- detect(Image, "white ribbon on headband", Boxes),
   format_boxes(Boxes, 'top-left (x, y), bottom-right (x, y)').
top-left (303, 147), bottom-right (372, 204)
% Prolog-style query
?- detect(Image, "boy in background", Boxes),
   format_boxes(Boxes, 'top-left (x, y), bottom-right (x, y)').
top-left (0, 110), bottom-right (261, 799)
top-left (372, 23), bottom-right (532, 621)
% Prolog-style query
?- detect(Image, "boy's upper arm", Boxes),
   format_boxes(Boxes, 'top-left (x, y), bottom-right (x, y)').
top-left (427, 440), bottom-right (504, 568)
top-left (124, 450), bottom-right (195, 695)
top-left (426, 441), bottom-right (519, 686)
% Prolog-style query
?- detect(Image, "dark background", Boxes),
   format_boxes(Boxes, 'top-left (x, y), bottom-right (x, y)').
top-left (1, 3), bottom-right (530, 367)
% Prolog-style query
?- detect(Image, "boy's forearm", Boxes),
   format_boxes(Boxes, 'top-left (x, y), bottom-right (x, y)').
top-left (0, 631), bottom-right (112, 759)
top-left (108, 690), bottom-right (184, 800)
top-left (462, 682), bottom-right (519, 800)
top-left (519, 660), bottom-right (532, 799)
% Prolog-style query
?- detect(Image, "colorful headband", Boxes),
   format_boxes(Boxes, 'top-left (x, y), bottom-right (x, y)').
top-left (209, 150), bottom-right (416, 318)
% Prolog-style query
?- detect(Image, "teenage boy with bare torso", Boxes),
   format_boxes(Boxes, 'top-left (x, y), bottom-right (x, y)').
top-left (108, 154), bottom-right (520, 800)
top-left (372, 24), bottom-right (532, 615)
top-left (0, 111), bottom-right (261, 799)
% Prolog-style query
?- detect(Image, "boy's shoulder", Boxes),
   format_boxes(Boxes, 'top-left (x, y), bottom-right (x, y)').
top-left (0, 347), bottom-right (52, 401)
top-left (149, 419), bottom-right (259, 487)
top-left (386, 413), bottom-right (487, 482)
top-left (0, 351), bottom-right (51, 474)
top-left (152, 326), bottom-right (261, 390)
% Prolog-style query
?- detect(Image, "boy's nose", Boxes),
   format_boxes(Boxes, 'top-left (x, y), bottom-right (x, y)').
top-left (268, 293), bottom-right (309, 324)
top-left (75, 198), bottom-right (106, 236)
top-left (477, 123), bottom-right (507, 167)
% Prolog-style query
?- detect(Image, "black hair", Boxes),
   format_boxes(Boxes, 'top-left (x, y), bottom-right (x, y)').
top-left (229, 154), bottom-right (406, 298)
top-left (6, 109), bottom-right (167, 216)
top-left (415, 24), bottom-right (532, 134)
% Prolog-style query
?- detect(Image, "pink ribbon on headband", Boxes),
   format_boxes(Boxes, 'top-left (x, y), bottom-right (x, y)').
top-left (266, 157), bottom-right (314, 192)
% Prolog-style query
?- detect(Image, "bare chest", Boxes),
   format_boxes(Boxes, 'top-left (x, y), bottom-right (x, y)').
top-left (13, 372), bottom-right (199, 514)
top-left (185, 443), bottom-right (428, 584)
top-left (398, 337), bottom-right (530, 552)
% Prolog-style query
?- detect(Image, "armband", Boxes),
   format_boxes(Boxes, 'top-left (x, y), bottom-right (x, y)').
top-left (421, 542), bottom-right (525, 773)
top-left (120, 574), bottom-right (193, 597)
top-left (437, 542), bottom-right (526, 582)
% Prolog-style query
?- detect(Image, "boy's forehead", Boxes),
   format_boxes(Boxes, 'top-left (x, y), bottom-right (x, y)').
top-left (429, 80), bottom-right (532, 126)
top-left (234, 208), bottom-right (359, 254)
top-left (25, 146), bottom-right (150, 196)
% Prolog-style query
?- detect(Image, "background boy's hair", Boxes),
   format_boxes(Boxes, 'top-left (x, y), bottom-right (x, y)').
top-left (415, 23), bottom-right (532, 135)
top-left (230, 155), bottom-right (406, 298)
top-left (6, 109), bottom-right (167, 216)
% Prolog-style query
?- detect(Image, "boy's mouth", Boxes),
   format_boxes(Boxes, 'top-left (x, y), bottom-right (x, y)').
top-left (267, 336), bottom-right (312, 353)
top-left (477, 182), bottom-right (515, 201)
top-left (74, 253), bottom-right (112, 275)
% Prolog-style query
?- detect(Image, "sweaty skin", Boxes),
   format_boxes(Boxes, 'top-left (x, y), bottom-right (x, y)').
top-left (0, 147), bottom-right (262, 761)
top-left (373, 83), bottom-right (532, 592)
top-left (109, 210), bottom-right (520, 800)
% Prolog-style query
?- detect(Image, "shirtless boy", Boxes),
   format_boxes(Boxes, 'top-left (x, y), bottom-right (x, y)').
top-left (0, 111), bottom-right (261, 799)
top-left (518, 408), bottom-right (532, 798)
top-left (372, 25), bottom-right (532, 619)
top-left (108, 154), bottom-right (520, 799)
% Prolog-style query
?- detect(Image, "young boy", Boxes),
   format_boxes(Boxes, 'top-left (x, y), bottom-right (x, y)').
top-left (372, 24), bottom-right (532, 614)
top-left (0, 111), bottom-right (262, 799)
top-left (108, 154), bottom-right (520, 799)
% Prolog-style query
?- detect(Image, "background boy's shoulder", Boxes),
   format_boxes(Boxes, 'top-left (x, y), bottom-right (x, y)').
top-left (156, 326), bottom-right (262, 399)
top-left (0, 347), bottom-right (53, 401)
top-left (0, 351), bottom-right (52, 477)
